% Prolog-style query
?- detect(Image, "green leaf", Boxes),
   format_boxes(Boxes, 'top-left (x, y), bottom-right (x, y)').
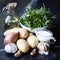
top-left (19, 4), bottom-right (56, 30)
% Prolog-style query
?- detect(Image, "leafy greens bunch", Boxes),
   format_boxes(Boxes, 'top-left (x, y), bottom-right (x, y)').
top-left (20, 5), bottom-right (55, 30)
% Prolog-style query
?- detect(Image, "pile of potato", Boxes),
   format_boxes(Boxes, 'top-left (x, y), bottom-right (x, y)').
top-left (4, 27), bottom-right (39, 57)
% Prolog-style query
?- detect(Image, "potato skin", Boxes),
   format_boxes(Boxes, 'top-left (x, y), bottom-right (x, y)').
top-left (27, 35), bottom-right (39, 48)
top-left (4, 32), bottom-right (18, 45)
top-left (17, 39), bottom-right (29, 53)
top-left (18, 28), bottom-right (29, 39)
top-left (4, 27), bottom-right (29, 39)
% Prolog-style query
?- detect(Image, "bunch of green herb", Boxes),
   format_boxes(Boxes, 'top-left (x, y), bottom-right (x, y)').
top-left (19, 5), bottom-right (56, 30)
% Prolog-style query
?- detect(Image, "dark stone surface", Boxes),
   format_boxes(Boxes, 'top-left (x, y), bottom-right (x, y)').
top-left (0, 9), bottom-right (4, 49)
top-left (0, 0), bottom-right (60, 60)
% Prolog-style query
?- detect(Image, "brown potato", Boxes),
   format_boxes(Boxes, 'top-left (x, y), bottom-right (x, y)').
top-left (4, 27), bottom-right (29, 39)
top-left (29, 33), bottom-right (34, 36)
top-left (18, 28), bottom-right (29, 39)
top-left (4, 32), bottom-right (18, 45)
top-left (27, 35), bottom-right (39, 48)
top-left (17, 39), bottom-right (29, 53)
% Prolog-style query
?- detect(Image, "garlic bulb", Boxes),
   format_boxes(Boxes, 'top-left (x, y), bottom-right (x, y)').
top-left (4, 43), bottom-right (17, 53)
top-left (37, 42), bottom-right (50, 55)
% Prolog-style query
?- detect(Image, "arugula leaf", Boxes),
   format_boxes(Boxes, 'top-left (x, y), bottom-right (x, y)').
top-left (20, 5), bottom-right (56, 30)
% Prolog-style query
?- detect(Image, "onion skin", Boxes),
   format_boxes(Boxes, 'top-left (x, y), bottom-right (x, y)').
top-left (4, 28), bottom-right (29, 39)
top-left (4, 32), bottom-right (18, 45)
top-left (4, 28), bottom-right (29, 38)
top-left (4, 28), bottom-right (19, 36)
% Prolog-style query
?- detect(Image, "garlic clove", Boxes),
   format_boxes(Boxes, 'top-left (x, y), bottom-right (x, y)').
top-left (37, 42), bottom-right (50, 55)
top-left (14, 50), bottom-right (22, 57)
top-left (30, 48), bottom-right (37, 56)
top-left (38, 51), bottom-right (44, 55)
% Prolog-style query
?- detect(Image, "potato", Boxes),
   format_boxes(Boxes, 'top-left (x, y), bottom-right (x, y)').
top-left (18, 28), bottom-right (29, 39)
top-left (17, 39), bottom-right (29, 53)
top-left (29, 33), bottom-right (34, 36)
top-left (4, 32), bottom-right (18, 45)
top-left (4, 27), bottom-right (29, 39)
top-left (27, 35), bottom-right (39, 48)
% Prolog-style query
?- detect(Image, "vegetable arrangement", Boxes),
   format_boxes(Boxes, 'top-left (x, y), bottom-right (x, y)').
top-left (4, 27), bottom-right (39, 57)
top-left (20, 5), bottom-right (55, 30)
top-left (3, 4), bottom-right (56, 57)
top-left (4, 27), bottom-right (56, 57)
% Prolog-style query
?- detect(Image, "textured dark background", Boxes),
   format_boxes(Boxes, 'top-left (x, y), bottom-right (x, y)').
top-left (0, 0), bottom-right (60, 60)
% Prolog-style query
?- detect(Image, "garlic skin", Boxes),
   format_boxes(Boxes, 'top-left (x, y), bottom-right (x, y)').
top-left (38, 51), bottom-right (49, 55)
top-left (37, 42), bottom-right (50, 55)
top-left (4, 43), bottom-right (17, 53)
top-left (30, 48), bottom-right (37, 56)
top-left (14, 50), bottom-right (22, 57)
